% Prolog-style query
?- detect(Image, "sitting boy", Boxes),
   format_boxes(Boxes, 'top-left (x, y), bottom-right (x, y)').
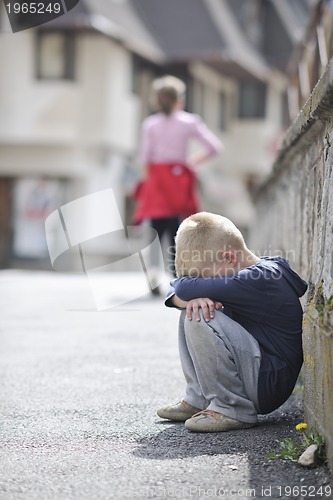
top-left (157, 212), bottom-right (307, 432)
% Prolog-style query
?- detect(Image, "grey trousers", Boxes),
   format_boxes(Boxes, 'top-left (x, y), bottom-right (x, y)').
top-left (179, 309), bottom-right (262, 423)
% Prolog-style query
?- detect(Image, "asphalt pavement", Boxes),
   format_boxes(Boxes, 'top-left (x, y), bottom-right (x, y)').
top-left (0, 270), bottom-right (332, 500)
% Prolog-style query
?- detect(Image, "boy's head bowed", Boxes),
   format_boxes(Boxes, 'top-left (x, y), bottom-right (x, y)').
top-left (175, 212), bottom-right (258, 278)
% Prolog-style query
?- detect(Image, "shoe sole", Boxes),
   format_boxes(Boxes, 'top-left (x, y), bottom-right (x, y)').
top-left (157, 409), bottom-right (197, 422)
top-left (185, 421), bottom-right (256, 432)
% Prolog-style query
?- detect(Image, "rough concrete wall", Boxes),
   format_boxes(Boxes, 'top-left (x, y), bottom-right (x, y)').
top-left (250, 60), bottom-right (333, 469)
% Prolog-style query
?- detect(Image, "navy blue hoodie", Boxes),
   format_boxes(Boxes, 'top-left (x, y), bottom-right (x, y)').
top-left (166, 256), bottom-right (308, 414)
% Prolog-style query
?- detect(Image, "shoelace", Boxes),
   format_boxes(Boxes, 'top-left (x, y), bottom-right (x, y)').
top-left (191, 409), bottom-right (221, 420)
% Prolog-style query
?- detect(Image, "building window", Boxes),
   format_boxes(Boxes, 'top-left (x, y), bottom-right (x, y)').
top-left (281, 91), bottom-right (290, 128)
top-left (184, 78), bottom-right (194, 112)
top-left (36, 31), bottom-right (75, 80)
top-left (219, 91), bottom-right (227, 131)
top-left (195, 80), bottom-right (206, 119)
top-left (131, 54), bottom-right (141, 95)
top-left (238, 81), bottom-right (266, 118)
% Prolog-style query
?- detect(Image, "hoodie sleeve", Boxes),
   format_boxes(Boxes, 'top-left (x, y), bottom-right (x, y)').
top-left (173, 270), bottom-right (269, 318)
top-left (164, 286), bottom-right (186, 310)
top-left (170, 258), bottom-right (307, 317)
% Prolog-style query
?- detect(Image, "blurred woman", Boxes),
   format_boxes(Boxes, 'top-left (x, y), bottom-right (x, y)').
top-left (133, 75), bottom-right (222, 284)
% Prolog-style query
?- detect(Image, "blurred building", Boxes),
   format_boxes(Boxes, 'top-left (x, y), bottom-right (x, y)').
top-left (0, 0), bottom-right (316, 268)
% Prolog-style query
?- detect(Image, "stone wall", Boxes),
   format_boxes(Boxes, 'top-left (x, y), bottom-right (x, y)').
top-left (250, 59), bottom-right (333, 469)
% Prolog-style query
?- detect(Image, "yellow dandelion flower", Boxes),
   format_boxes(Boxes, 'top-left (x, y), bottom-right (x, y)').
top-left (296, 422), bottom-right (308, 431)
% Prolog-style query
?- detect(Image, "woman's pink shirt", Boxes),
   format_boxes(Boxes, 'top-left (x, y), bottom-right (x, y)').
top-left (139, 110), bottom-right (222, 165)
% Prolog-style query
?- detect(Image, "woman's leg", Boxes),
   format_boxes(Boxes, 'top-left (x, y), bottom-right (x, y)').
top-left (150, 217), bottom-right (180, 275)
top-left (165, 216), bottom-right (181, 276)
top-left (150, 218), bottom-right (167, 267)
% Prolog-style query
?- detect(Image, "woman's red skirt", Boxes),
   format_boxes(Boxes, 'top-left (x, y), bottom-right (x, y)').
top-left (132, 163), bottom-right (199, 224)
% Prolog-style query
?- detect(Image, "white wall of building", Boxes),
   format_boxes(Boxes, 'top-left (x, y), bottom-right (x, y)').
top-left (0, 27), bottom-right (144, 264)
top-left (0, 31), bottom-right (141, 156)
top-left (0, 31), bottom-right (80, 143)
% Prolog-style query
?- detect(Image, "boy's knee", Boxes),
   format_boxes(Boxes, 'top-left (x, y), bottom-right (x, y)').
top-left (207, 310), bottom-right (230, 331)
top-left (184, 311), bottom-right (210, 337)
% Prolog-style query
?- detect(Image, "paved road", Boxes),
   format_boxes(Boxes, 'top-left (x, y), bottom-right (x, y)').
top-left (0, 271), bottom-right (332, 499)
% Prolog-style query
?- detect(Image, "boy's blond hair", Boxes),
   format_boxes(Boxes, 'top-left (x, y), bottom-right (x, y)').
top-left (175, 212), bottom-right (247, 277)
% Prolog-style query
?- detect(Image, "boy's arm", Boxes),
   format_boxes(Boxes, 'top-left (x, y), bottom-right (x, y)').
top-left (172, 273), bottom-right (267, 313)
top-left (165, 280), bottom-right (224, 324)
top-left (169, 295), bottom-right (188, 308)
top-left (165, 287), bottom-right (187, 309)
top-left (172, 276), bottom-right (225, 302)
top-left (165, 289), bottom-right (223, 321)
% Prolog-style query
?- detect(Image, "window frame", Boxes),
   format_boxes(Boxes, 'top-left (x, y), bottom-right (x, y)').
top-left (238, 81), bottom-right (267, 119)
top-left (219, 90), bottom-right (228, 131)
top-left (35, 30), bottom-right (76, 81)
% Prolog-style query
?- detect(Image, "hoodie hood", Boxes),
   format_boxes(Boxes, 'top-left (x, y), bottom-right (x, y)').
top-left (259, 256), bottom-right (308, 298)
